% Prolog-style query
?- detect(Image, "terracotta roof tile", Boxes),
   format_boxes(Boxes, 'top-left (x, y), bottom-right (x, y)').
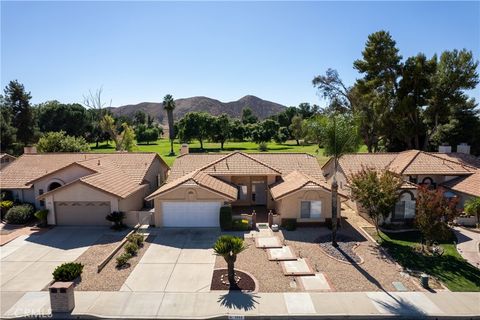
top-left (200, 152), bottom-right (281, 176)
top-left (335, 153), bottom-right (398, 180)
top-left (443, 170), bottom-right (480, 197)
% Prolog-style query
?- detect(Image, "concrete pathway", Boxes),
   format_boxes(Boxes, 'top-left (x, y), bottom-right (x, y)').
top-left (2, 290), bottom-right (479, 318)
top-left (453, 226), bottom-right (480, 268)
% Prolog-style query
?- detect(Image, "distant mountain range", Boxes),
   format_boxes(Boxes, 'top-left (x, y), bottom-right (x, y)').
top-left (108, 95), bottom-right (286, 123)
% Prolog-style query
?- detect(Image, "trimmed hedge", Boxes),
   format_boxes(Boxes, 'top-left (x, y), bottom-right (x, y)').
top-left (127, 233), bottom-right (144, 246)
top-left (116, 252), bottom-right (132, 268)
top-left (0, 200), bottom-right (14, 218)
top-left (219, 206), bottom-right (233, 230)
top-left (124, 242), bottom-right (139, 255)
top-left (5, 204), bottom-right (34, 224)
top-left (52, 262), bottom-right (84, 282)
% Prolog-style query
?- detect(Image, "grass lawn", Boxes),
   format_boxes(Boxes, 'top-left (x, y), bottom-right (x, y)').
top-left (90, 139), bottom-right (368, 167)
top-left (377, 231), bottom-right (480, 292)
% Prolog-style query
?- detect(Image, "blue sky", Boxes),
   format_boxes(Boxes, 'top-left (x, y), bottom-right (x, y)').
top-left (1, 1), bottom-right (479, 108)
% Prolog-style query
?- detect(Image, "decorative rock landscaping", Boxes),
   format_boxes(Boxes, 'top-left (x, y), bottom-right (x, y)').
top-left (316, 234), bottom-right (363, 264)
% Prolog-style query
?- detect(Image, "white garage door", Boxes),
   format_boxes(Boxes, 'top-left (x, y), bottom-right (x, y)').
top-left (162, 202), bottom-right (221, 227)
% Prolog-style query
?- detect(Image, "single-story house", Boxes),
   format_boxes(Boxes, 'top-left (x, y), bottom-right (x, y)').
top-left (0, 152), bottom-right (169, 225)
top-left (321, 148), bottom-right (479, 224)
top-left (0, 153), bottom-right (16, 169)
top-left (146, 152), bottom-right (344, 227)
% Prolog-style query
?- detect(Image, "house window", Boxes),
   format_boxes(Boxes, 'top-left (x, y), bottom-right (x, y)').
top-left (300, 201), bottom-right (322, 219)
top-left (239, 185), bottom-right (248, 200)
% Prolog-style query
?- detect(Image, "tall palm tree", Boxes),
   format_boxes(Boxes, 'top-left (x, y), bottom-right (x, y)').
top-left (213, 235), bottom-right (247, 286)
top-left (322, 114), bottom-right (360, 246)
top-left (163, 94), bottom-right (176, 155)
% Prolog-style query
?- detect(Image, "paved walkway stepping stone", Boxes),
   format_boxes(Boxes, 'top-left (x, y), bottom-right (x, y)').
top-left (267, 246), bottom-right (297, 261)
top-left (255, 236), bottom-right (282, 248)
top-left (297, 273), bottom-right (332, 291)
top-left (280, 258), bottom-right (315, 276)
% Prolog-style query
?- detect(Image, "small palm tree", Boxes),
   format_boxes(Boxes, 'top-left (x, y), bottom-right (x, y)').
top-left (213, 235), bottom-right (247, 286)
top-left (163, 94), bottom-right (176, 155)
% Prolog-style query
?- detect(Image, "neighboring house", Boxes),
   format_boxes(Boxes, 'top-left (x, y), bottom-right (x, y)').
top-left (443, 170), bottom-right (480, 209)
top-left (0, 152), bottom-right (169, 225)
top-left (0, 153), bottom-right (16, 169)
top-left (322, 149), bottom-right (479, 224)
top-left (146, 152), bottom-right (343, 227)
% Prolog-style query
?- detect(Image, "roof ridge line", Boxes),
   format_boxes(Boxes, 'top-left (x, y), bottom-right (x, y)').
top-left (424, 151), bottom-right (477, 171)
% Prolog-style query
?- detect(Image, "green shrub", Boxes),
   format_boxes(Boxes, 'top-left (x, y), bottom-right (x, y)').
top-left (34, 209), bottom-right (49, 226)
top-left (105, 211), bottom-right (125, 230)
top-left (52, 262), bottom-right (84, 282)
top-left (0, 200), bottom-right (14, 218)
top-left (232, 219), bottom-right (251, 231)
top-left (282, 218), bottom-right (297, 231)
top-left (116, 252), bottom-right (132, 267)
top-left (124, 242), bottom-right (139, 255)
top-left (258, 142), bottom-right (268, 151)
top-left (219, 206), bottom-right (233, 230)
top-left (127, 233), bottom-right (144, 246)
top-left (5, 204), bottom-right (34, 224)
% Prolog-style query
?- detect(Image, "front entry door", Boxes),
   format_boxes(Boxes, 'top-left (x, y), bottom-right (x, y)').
top-left (252, 181), bottom-right (267, 205)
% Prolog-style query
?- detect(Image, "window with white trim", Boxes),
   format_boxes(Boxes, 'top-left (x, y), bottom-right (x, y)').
top-left (300, 201), bottom-right (322, 219)
top-left (239, 185), bottom-right (248, 200)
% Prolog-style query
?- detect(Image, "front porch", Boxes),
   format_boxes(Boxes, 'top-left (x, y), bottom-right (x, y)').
top-left (232, 205), bottom-right (271, 223)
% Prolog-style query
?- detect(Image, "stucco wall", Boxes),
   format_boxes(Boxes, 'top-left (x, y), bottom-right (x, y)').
top-left (9, 188), bottom-right (36, 206)
top-left (33, 165), bottom-right (94, 208)
top-left (152, 185), bottom-right (228, 226)
top-left (119, 187), bottom-right (147, 212)
top-left (143, 157), bottom-right (169, 194)
top-left (44, 182), bottom-right (119, 225)
top-left (275, 187), bottom-right (336, 222)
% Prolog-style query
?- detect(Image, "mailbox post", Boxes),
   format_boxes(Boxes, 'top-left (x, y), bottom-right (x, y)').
top-left (49, 281), bottom-right (75, 313)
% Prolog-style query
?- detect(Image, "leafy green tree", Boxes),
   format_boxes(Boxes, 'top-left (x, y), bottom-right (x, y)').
top-left (275, 106), bottom-right (298, 127)
top-left (177, 112), bottom-right (211, 150)
top-left (0, 96), bottom-right (17, 153)
top-left (289, 115), bottom-right (304, 145)
top-left (230, 119), bottom-right (246, 141)
top-left (302, 115), bottom-right (327, 148)
top-left (464, 197), bottom-right (480, 224)
top-left (251, 119), bottom-right (279, 145)
top-left (163, 94), bottom-right (176, 155)
top-left (298, 102), bottom-right (319, 119)
top-left (213, 235), bottom-right (247, 286)
top-left (353, 30), bottom-right (402, 152)
top-left (36, 131), bottom-right (90, 152)
top-left (3, 80), bottom-right (35, 146)
top-left (134, 110), bottom-right (147, 125)
top-left (100, 114), bottom-right (136, 151)
top-left (312, 68), bottom-right (353, 114)
top-left (415, 187), bottom-right (459, 245)
top-left (135, 124), bottom-right (160, 145)
top-left (274, 126), bottom-right (289, 144)
top-left (241, 107), bottom-right (258, 124)
top-left (209, 114), bottom-right (231, 150)
top-left (350, 169), bottom-right (403, 233)
top-left (37, 101), bottom-right (90, 137)
top-left (322, 115), bottom-right (360, 246)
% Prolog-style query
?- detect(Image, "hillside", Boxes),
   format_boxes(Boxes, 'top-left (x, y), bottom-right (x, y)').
top-left (108, 95), bottom-right (286, 123)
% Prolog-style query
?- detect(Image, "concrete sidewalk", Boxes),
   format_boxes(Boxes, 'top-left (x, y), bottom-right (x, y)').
top-left (454, 227), bottom-right (480, 269)
top-left (2, 290), bottom-right (479, 319)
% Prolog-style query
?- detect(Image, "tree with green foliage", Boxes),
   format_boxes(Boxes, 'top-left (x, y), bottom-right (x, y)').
top-left (37, 101), bottom-right (90, 137)
top-left (213, 235), bottom-right (247, 286)
top-left (134, 110), bottom-right (147, 125)
top-left (322, 115), bottom-right (360, 246)
top-left (297, 102), bottom-right (319, 119)
top-left (36, 131), bottom-right (90, 152)
top-left (135, 124), bottom-right (160, 145)
top-left (274, 126), bottom-right (289, 144)
top-left (312, 68), bottom-right (353, 114)
top-left (100, 114), bottom-right (136, 151)
top-left (275, 106), bottom-right (299, 127)
top-left (463, 197), bottom-right (480, 226)
top-left (230, 119), bottom-right (246, 142)
top-left (241, 107), bottom-right (258, 124)
top-left (0, 96), bottom-right (17, 153)
top-left (302, 115), bottom-right (327, 148)
top-left (289, 115), bottom-right (304, 145)
top-left (177, 112), bottom-right (211, 150)
top-left (163, 94), bottom-right (176, 155)
top-left (415, 186), bottom-right (459, 245)
top-left (209, 114), bottom-right (232, 150)
top-left (3, 80), bottom-right (35, 146)
top-left (251, 119), bottom-right (279, 145)
top-left (350, 169), bottom-right (403, 233)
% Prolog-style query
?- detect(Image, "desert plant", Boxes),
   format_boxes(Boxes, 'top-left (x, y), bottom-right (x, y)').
top-left (127, 233), bottom-right (144, 246)
top-left (464, 197), bottom-right (480, 224)
top-left (258, 142), bottom-right (268, 151)
top-left (0, 200), bottom-right (14, 218)
top-left (116, 252), bottom-right (132, 268)
top-left (282, 218), bottom-right (297, 231)
top-left (124, 242), bottom-right (139, 255)
top-left (34, 209), bottom-right (49, 227)
top-left (219, 206), bottom-right (233, 230)
top-left (105, 211), bottom-right (125, 230)
top-left (213, 235), bottom-right (247, 286)
top-left (52, 262), bottom-right (84, 282)
top-left (5, 204), bottom-right (34, 224)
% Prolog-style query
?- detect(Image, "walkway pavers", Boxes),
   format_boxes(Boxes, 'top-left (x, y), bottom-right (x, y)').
top-left (267, 246), bottom-right (297, 260)
top-left (281, 258), bottom-right (315, 275)
top-left (255, 236), bottom-right (282, 248)
top-left (297, 273), bottom-right (332, 291)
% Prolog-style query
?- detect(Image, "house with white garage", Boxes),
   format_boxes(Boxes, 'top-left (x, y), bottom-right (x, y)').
top-left (0, 151), bottom-right (169, 225)
top-left (145, 151), bottom-right (344, 227)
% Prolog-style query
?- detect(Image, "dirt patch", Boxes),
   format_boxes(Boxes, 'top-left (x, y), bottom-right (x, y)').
top-left (210, 269), bottom-right (256, 291)
top-left (74, 233), bottom-right (152, 291)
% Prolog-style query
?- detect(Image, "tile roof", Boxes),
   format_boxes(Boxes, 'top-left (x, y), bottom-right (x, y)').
top-left (146, 170), bottom-right (238, 201)
top-left (334, 153), bottom-right (398, 180)
top-left (270, 170), bottom-right (345, 200)
top-left (434, 153), bottom-right (480, 169)
top-left (1, 153), bottom-right (163, 198)
top-left (200, 152), bottom-right (281, 176)
top-left (443, 170), bottom-right (480, 197)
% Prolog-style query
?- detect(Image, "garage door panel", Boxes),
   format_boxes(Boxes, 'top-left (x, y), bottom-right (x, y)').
top-left (55, 201), bottom-right (111, 226)
top-left (162, 202), bottom-right (221, 227)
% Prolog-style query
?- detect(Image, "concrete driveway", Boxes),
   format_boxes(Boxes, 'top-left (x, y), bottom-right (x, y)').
top-left (0, 227), bottom-right (104, 292)
top-left (121, 228), bottom-right (220, 293)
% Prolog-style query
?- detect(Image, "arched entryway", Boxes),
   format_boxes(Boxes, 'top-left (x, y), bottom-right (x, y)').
top-left (48, 182), bottom-right (62, 191)
top-left (393, 190), bottom-right (416, 221)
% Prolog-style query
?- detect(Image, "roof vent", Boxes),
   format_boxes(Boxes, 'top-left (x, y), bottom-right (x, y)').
top-left (457, 143), bottom-right (470, 154)
top-left (97, 160), bottom-right (101, 166)
top-left (180, 144), bottom-right (189, 155)
top-left (438, 145), bottom-right (452, 153)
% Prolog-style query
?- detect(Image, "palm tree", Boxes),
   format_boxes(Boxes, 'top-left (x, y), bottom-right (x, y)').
top-left (213, 235), bottom-right (247, 286)
top-left (163, 94), bottom-right (176, 155)
top-left (322, 114), bottom-right (360, 246)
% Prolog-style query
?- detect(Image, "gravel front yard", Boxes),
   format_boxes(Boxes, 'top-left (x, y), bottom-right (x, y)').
top-left (74, 233), bottom-right (152, 291)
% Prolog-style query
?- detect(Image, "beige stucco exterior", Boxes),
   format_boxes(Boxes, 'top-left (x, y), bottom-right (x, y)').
top-left (152, 185), bottom-right (228, 226)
